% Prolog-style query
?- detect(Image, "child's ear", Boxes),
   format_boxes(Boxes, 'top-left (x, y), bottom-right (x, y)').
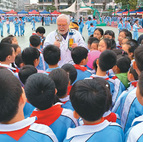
top-left (112, 65), bottom-right (117, 73)
top-left (129, 73), bottom-right (134, 81)
top-left (19, 87), bottom-right (27, 107)
top-left (73, 111), bottom-right (80, 119)
top-left (96, 58), bottom-right (99, 65)
top-left (133, 61), bottom-right (137, 70)
top-left (55, 88), bottom-right (57, 95)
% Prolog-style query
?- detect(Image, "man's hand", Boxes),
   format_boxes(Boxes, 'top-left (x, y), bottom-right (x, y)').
top-left (71, 43), bottom-right (78, 48)
top-left (54, 40), bottom-right (60, 48)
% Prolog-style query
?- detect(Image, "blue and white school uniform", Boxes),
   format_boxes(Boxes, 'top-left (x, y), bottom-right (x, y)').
top-left (133, 23), bottom-right (141, 40)
top-left (90, 74), bottom-right (125, 106)
top-left (0, 117), bottom-right (58, 142)
top-left (125, 115), bottom-right (143, 142)
top-left (119, 87), bottom-right (143, 133)
top-left (73, 64), bottom-right (92, 83)
top-left (31, 103), bottom-right (78, 142)
top-left (64, 119), bottom-right (124, 142)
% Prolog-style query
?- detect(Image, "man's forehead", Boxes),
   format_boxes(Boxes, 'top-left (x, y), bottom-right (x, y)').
top-left (57, 18), bottom-right (68, 23)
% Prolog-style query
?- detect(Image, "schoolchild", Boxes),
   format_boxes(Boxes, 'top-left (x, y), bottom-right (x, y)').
top-left (49, 68), bottom-right (74, 111)
top-left (125, 71), bottom-right (143, 142)
top-left (18, 65), bottom-right (37, 118)
top-left (87, 37), bottom-right (99, 51)
top-left (30, 35), bottom-right (47, 71)
top-left (25, 73), bottom-right (78, 142)
top-left (98, 38), bottom-right (112, 52)
top-left (0, 69), bottom-right (58, 142)
top-left (122, 39), bottom-right (138, 61)
top-left (93, 28), bottom-right (104, 40)
top-left (117, 29), bottom-right (132, 49)
top-left (88, 23), bottom-right (96, 36)
top-left (22, 47), bottom-right (40, 69)
top-left (71, 46), bottom-right (92, 82)
top-left (133, 19), bottom-right (142, 40)
top-left (112, 55), bottom-right (131, 88)
top-left (0, 43), bottom-right (16, 73)
top-left (43, 44), bottom-right (60, 74)
top-left (91, 50), bottom-right (125, 105)
top-left (64, 78), bottom-right (124, 142)
top-left (104, 30), bottom-right (115, 39)
top-left (13, 17), bottom-right (20, 36)
top-left (1, 35), bottom-right (18, 45)
top-left (61, 63), bottom-right (77, 95)
top-left (118, 46), bottom-right (143, 133)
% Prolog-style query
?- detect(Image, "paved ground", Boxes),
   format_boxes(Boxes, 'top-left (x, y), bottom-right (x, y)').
top-left (0, 22), bottom-right (142, 50)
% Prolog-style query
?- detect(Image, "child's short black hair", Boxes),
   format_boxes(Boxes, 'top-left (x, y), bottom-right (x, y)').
top-left (129, 66), bottom-right (138, 80)
top-left (120, 29), bottom-right (132, 39)
top-left (126, 40), bottom-right (138, 57)
top-left (134, 46), bottom-right (143, 72)
top-left (138, 71), bottom-right (143, 96)
top-left (11, 44), bottom-right (20, 52)
top-left (1, 37), bottom-right (12, 44)
top-left (104, 30), bottom-right (115, 38)
top-left (94, 28), bottom-right (104, 36)
top-left (99, 50), bottom-right (117, 71)
top-left (25, 73), bottom-right (55, 110)
top-left (110, 39), bottom-right (116, 50)
top-left (49, 68), bottom-right (69, 98)
top-left (43, 45), bottom-right (60, 65)
top-left (93, 58), bottom-right (98, 72)
top-left (30, 35), bottom-right (41, 47)
top-left (112, 49), bottom-right (128, 56)
top-left (90, 23), bottom-right (93, 26)
top-left (71, 46), bottom-right (88, 64)
top-left (116, 55), bottom-right (131, 73)
top-left (0, 43), bottom-right (13, 61)
top-left (19, 65), bottom-right (37, 85)
top-left (70, 78), bottom-right (109, 121)
top-left (88, 37), bottom-right (99, 45)
top-left (61, 64), bottom-right (77, 85)
top-left (15, 54), bottom-right (23, 68)
top-left (0, 69), bottom-right (22, 123)
top-left (102, 38), bottom-right (112, 50)
top-left (22, 47), bottom-right (40, 66)
top-left (93, 77), bottom-right (111, 111)
top-left (36, 27), bottom-right (45, 34)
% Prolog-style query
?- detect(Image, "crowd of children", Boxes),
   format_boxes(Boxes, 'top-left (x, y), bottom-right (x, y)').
top-left (0, 13), bottom-right (143, 142)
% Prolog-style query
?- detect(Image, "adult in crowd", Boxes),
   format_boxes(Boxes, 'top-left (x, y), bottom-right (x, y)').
top-left (43, 14), bottom-right (86, 67)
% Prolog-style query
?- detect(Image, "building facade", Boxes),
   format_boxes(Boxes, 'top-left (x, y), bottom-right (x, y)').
top-left (38, 0), bottom-right (115, 12)
top-left (0, 0), bottom-right (14, 11)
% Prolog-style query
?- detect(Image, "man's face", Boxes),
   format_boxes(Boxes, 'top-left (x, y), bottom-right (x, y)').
top-left (57, 18), bottom-right (69, 35)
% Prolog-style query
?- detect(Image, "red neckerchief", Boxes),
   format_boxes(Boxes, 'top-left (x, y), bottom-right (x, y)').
top-left (0, 65), bottom-right (17, 73)
top-left (112, 76), bottom-right (118, 80)
top-left (131, 81), bottom-right (138, 87)
top-left (84, 117), bottom-right (104, 125)
top-left (74, 64), bottom-right (87, 71)
top-left (67, 85), bottom-right (72, 95)
top-left (31, 104), bottom-right (63, 126)
top-left (104, 112), bottom-right (117, 122)
top-left (117, 46), bottom-right (122, 49)
top-left (90, 75), bottom-right (109, 81)
top-left (13, 67), bottom-right (19, 73)
top-left (91, 25), bottom-right (94, 27)
top-left (0, 125), bottom-right (30, 141)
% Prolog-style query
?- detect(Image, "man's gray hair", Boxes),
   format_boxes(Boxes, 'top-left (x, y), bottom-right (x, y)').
top-left (57, 14), bottom-right (70, 24)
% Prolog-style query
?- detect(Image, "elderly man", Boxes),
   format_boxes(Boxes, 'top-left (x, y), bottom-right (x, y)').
top-left (43, 14), bottom-right (86, 67)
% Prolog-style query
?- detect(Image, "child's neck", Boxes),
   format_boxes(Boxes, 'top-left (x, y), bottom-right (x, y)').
top-left (0, 61), bottom-right (11, 66)
top-left (48, 64), bottom-right (58, 68)
top-left (83, 118), bottom-right (103, 125)
top-left (2, 108), bottom-right (25, 124)
top-left (96, 66), bottom-right (106, 76)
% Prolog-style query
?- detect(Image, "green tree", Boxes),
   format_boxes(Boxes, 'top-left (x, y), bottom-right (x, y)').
top-left (115, 0), bottom-right (137, 9)
top-left (46, 5), bottom-right (56, 12)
